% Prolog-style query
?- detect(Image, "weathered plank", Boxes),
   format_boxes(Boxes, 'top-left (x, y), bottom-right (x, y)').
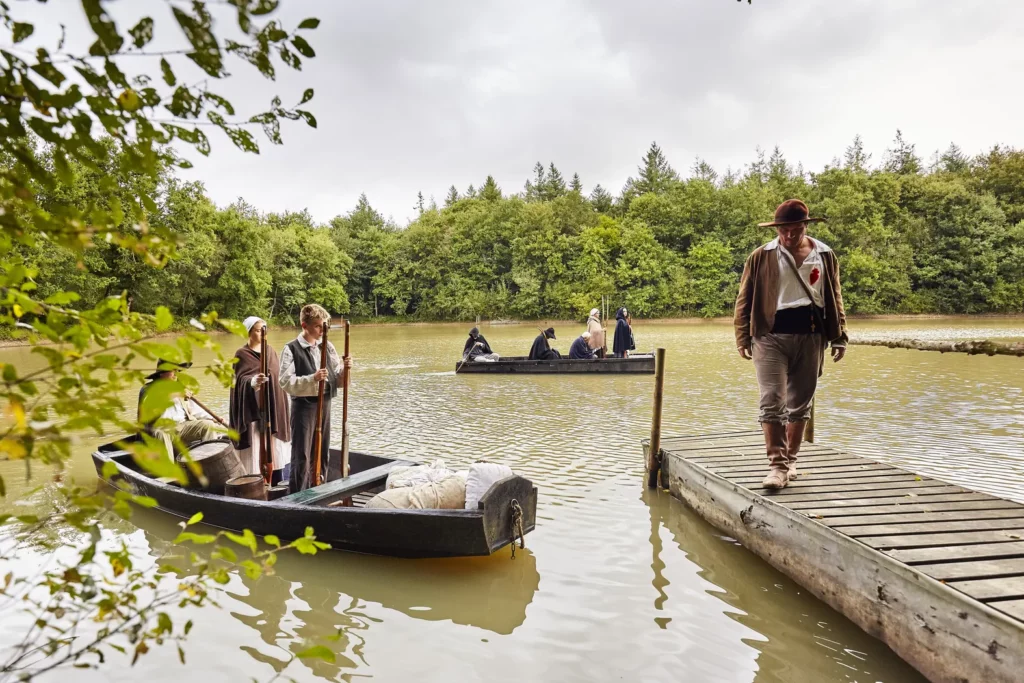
top-left (732, 474), bottom-right (920, 488)
top-left (691, 450), bottom-right (849, 464)
top-left (915, 557), bottom-right (1024, 581)
top-left (824, 509), bottom-right (1024, 528)
top-left (885, 542), bottom-right (1024, 565)
top-left (279, 461), bottom-right (400, 506)
top-left (785, 491), bottom-right (999, 510)
top-left (947, 576), bottom-right (1024, 601)
top-left (800, 500), bottom-right (1023, 518)
top-left (711, 462), bottom-right (895, 477)
top-left (767, 479), bottom-right (957, 497)
top-left (994, 600), bottom-right (1024, 621)
top-left (844, 519), bottom-right (1024, 537)
top-left (860, 529), bottom-right (1024, 550)
top-left (773, 485), bottom-right (969, 504)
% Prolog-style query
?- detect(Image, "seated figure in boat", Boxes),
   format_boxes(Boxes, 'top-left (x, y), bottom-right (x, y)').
top-left (138, 360), bottom-right (221, 449)
top-left (464, 327), bottom-right (500, 362)
top-left (528, 327), bottom-right (561, 360)
top-left (612, 307), bottom-right (636, 358)
top-left (569, 331), bottom-right (598, 359)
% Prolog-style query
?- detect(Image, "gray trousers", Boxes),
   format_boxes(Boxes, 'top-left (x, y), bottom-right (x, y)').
top-left (752, 333), bottom-right (824, 424)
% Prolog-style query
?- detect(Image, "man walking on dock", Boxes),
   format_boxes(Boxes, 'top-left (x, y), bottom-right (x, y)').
top-left (734, 199), bottom-right (848, 489)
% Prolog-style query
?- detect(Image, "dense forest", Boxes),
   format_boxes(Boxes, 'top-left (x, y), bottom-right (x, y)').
top-left (18, 134), bottom-right (1024, 323)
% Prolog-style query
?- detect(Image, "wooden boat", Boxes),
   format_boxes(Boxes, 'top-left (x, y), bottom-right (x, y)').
top-left (456, 353), bottom-right (655, 374)
top-left (92, 438), bottom-right (538, 558)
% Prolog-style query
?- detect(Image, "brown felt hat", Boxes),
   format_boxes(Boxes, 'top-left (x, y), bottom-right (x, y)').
top-left (758, 199), bottom-right (825, 227)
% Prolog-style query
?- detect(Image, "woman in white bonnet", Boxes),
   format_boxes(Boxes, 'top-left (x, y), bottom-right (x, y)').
top-left (586, 308), bottom-right (605, 358)
top-left (228, 316), bottom-right (291, 483)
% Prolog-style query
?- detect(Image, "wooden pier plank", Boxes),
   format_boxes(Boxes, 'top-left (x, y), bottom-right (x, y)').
top-left (841, 519), bottom-right (1024, 537)
top-left (914, 557), bottom-right (1024, 581)
top-left (994, 600), bottom-right (1024, 621)
top-left (766, 479), bottom-right (958, 496)
top-left (714, 463), bottom-right (897, 477)
top-left (884, 542), bottom-right (1024, 565)
top-left (801, 500), bottom-right (1023, 518)
top-left (730, 474), bottom-right (920, 488)
top-left (785, 492), bottom-right (1000, 510)
top-left (859, 528), bottom-right (1024, 550)
top-left (770, 485), bottom-right (970, 504)
top-left (947, 576), bottom-right (1024, 601)
top-left (823, 509), bottom-right (1024, 528)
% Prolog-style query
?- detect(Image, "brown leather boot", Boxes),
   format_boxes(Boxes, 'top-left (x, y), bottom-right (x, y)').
top-left (786, 421), bottom-right (805, 480)
top-left (760, 421), bottom-right (789, 489)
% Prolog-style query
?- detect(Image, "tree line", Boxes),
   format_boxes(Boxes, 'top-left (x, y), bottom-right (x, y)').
top-left (17, 134), bottom-right (1024, 324)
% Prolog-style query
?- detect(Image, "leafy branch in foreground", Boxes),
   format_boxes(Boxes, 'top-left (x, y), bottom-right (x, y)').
top-left (0, 0), bottom-right (322, 676)
top-left (0, 509), bottom-right (329, 680)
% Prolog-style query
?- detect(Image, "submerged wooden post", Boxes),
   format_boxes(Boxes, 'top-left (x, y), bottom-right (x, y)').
top-left (804, 398), bottom-right (815, 443)
top-left (647, 348), bottom-right (666, 488)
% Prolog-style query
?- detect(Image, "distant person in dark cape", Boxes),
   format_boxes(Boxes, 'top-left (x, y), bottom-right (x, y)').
top-left (229, 316), bottom-right (291, 484)
top-left (463, 327), bottom-right (499, 362)
top-left (612, 307), bottom-right (636, 358)
top-left (569, 331), bottom-right (597, 360)
top-left (528, 327), bottom-right (561, 360)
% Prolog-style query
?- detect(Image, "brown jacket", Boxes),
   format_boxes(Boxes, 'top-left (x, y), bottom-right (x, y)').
top-left (734, 238), bottom-right (848, 350)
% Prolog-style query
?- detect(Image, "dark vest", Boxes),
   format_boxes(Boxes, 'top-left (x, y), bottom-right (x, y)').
top-left (286, 339), bottom-right (339, 406)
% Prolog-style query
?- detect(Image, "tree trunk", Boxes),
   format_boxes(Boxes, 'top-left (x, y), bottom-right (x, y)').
top-left (850, 338), bottom-right (1024, 357)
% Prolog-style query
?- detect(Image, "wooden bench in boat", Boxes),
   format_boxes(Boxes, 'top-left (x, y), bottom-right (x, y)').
top-left (280, 460), bottom-right (408, 507)
top-left (655, 430), bottom-right (1024, 683)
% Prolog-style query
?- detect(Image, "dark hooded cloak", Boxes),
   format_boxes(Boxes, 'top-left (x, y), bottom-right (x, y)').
top-left (528, 328), bottom-right (561, 360)
top-left (229, 345), bottom-right (291, 450)
top-left (612, 307), bottom-right (636, 357)
top-left (569, 335), bottom-right (597, 360)
top-left (463, 327), bottom-right (493, 359)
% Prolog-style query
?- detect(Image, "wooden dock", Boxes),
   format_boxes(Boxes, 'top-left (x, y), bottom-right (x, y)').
top-left (656, 430), bottom-right (1024, 683)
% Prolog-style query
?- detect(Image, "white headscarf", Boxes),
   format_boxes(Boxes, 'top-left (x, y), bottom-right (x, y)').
top-left (589, 308), bottom-right (600, 318)
top-left (242, 316), bottom-right (263, 333)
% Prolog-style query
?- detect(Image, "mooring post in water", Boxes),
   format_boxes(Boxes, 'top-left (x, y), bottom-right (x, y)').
top-left (647, 347), bottom-right (666, 488)
top-left (804, 398), bottom-right (815, 443)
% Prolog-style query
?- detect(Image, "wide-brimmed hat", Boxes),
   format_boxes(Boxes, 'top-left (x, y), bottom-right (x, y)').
top-left (544, 327), bottom-right (556, 340)
top-left (758, 199), bottom-right (825, 227)
top-left (146, 359), bottom-right (193, 381)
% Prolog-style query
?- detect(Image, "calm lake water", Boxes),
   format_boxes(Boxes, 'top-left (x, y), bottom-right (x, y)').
top-left (2, 318), bottom-right (1023, 682)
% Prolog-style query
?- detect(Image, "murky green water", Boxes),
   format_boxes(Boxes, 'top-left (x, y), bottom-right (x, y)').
top-left (2, 318), bottom-right (1023, 682)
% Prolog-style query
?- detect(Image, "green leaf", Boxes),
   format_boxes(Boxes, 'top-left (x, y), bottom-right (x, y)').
top-left (0, 475), bottom-right (4, 498)
top-left (139, 379), bottom-right (183, 424)
top-left (240, 559), bottom-right (262, 580)
top-left (300, 88), bottom-right (314, 105)
top-left (296, 646), bottom-right (335, 663)
top-left (82, 0), bottom-right (124, 55)
top-left (224, 529), bottom-right (257, 554)
top-left (263, 534), bottom-right (280, 548)
top-left (172, 6), bottom-right (225, 77)
top-left (160, 58), bottom-right (176, 86)
top-left (218, 318), bottom-right (248, 337)
top-left (12, 22), bottom-right (34, 44)
top-left (101, 460), bottom-right (119, 480)
top-left (213, 546), bottom-right (237, 563)
top-left (290, 36), bottom-right (315, 58)
top-left (173, 531), bottom-right (217, 545)
top-left (187, 512), bottom-right (203, 526)
top-left (131, 495), bottom-right (158, 509)
top-left (43, 291), bottom-right (81, 305)
top-left (296, 110), bottom-right (317, 129)
top-left (129, 17), bottom-right (154, 48)
top-left (298, 18), bottom-right (320, 30)
top-left (155, 306), bottom-right (173, 332)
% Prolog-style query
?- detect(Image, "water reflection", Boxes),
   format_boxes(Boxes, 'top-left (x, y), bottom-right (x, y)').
top-left (644, 488), bottom-right (928, 683)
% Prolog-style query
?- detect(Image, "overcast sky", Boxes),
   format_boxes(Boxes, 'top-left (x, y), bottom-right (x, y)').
top-left (17, 0), bottom-right (1024, 224)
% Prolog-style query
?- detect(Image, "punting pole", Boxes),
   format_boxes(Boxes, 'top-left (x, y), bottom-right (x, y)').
top-left (341, 319), bottom-right (351, 479)
top-left (646, 347), bottom-right (666, 489)
top-left (804, 398), bottom-right (815, 443)
top-left (259, 325), bottom-right (273, 485)
top-left (312, 323), bottom-right (329, 487)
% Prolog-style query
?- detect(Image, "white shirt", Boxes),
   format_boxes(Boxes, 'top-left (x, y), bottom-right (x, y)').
top-left (160, 397), bottom-right (214, 424)
top-left (766, 237), bottom-right (827, 311)
top-left (279, 333), bottom-right (343, 397)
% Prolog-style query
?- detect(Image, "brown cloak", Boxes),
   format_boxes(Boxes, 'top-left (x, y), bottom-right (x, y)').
top-left (229, 345), bottom-right (291, 450)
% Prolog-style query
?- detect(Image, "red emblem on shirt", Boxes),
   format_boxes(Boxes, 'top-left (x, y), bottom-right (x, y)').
top-left (809, 267), bottom-right (820, 285)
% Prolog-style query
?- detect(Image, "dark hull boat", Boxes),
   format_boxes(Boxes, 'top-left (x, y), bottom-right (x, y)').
top-left (92, 439), bottom-right (538, 558)
top-left (456, 353), bottom-right (655, 374)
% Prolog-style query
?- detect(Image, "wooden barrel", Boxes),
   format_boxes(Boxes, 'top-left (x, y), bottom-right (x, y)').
top-left (179, 440), bottom-right (245, 493)
top-left (266, 483), bottom-right (290, 501)
top-left (225, 474), bottom-right (267, 501)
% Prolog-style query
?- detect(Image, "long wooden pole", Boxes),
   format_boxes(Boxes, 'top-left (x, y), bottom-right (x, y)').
top-left (341, 319), bottom-right (351, 479)
top-left (311, 324), bottom-right (329, 487)
top-left (804, 397), bottom-right (815, 444)
top-left (259, 325), bottom-right (273, 485)
top-left (647, 347), bottom-right (666, 489)
top-left (186, 395), bottom-right (226, 427)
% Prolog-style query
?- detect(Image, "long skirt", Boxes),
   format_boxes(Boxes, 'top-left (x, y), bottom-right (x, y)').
top-left (235, 422), bottom-right (289, 481)
top-left (289, 399), bottom-right (331, 492)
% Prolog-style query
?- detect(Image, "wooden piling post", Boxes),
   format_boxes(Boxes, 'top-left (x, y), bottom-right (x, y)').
top-left (647, 348), bottom-right (666, 488)
top-left (804, 398), bottom-right (815, 443)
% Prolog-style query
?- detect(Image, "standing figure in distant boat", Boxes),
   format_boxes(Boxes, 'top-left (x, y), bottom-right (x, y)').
top-left (229, 316), bottom-right (291, 484)
top-left (569, 331), bottom-right (597, 360)
top-left (612, 307), bottom-right (635, 358)
top-left (586, 308), bottom-right (605, 358)
top-left (734, 199), bottom-right (848, 490)
top-left (279, 304), bottom-right (353, 492)
top-left (463, 327), bottom-right (500, 362)
top-left (528, 327), bottom-right (561, 360)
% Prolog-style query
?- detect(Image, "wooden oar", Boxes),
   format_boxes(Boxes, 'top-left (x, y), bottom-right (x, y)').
top-left (456, 341), bottom-right (482, 373)
top-left (340, 319), bottom-right (351, 479)
top-left (186, 394), bottom-right (227, 427)
top-left (312, 323), bottom-right (329, 487)
top-left (259, 324), bottom-right (273, 485)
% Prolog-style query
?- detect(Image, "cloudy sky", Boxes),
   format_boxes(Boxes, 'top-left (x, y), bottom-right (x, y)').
top-left (17, 0), bottom-right (1024, 224)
